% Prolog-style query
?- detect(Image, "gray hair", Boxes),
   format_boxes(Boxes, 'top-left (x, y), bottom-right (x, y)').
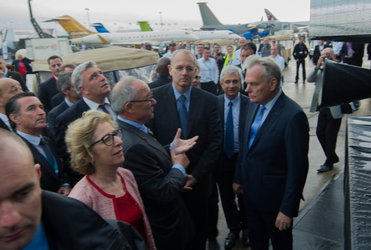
top-left (72, 61), bottom-right (97, 95)
top-left (220, 65), bottom-right (243, 83)
top-left (111, 76), bottom-right (138, 114)
top-left (244, 55), bottom-right (281, 87)
top-left (56, 72), bottom-right (72, 92)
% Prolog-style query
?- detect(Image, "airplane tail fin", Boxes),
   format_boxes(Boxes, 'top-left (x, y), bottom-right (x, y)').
top-left (197, 2), bottom-right (222, 26)
top-left (91, 23), bottom-right (110, 33)
top-left (44, 15), bottom-right (96, 39)
top-left (264, 9), bottom-right (278, 21)
top-left (137, 21), bottom-right (153, 31)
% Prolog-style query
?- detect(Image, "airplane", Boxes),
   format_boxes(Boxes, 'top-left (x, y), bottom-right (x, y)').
top-left (264, 9), bottom-right (309, 33)
top-left (91, 23), bottom-right (110, 33)
top-left (47, 15), bottom-right (200, 46)
top-left (197, 2), bottom-right (251, 34)
top-left (44, 15), bottom-right (96, 39)
top-left (242, 26), bottom-right (269, 40)
top-left (197, 2), bottom-right (309, 35)
top-left (135, 20), bottom-right (240, 41)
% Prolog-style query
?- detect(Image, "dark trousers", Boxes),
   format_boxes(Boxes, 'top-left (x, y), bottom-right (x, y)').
top-left (201, 81), bottom-right (217, 95)
top-left (295, 59), bottom-right (306, 82)
top-left (217, 153), bottom-right (247, 233)
top-left (183, 178), bottom-right (209, 250)
top-left (316, 108), bottom-right (342, 165)
top-left (207, 175), bottom-right (219, 240)
top-left (247, 206), bottom-right (292, 250)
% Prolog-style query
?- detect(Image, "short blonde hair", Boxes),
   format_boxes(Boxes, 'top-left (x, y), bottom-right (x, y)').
top-left (65, 110), bottom-right (118, 175)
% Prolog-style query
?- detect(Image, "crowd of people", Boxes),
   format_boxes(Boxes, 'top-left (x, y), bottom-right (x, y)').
top-left (0, 35), bottom-right (365, 250)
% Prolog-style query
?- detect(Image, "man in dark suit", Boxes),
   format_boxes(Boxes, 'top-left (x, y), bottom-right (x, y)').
top-left (0, 78), bottom-right (23, 130)
top-left (210, 65), bottom-right (250, 249)
top-left (47, 72), bottom-right (80, 138)
top-left (38, 55), bottom-right (64, 112)
top-left (149, 49), bottom-right (222, 250)
top-left (149, 57), bottom-right (172, 89)
top-left (55, 61), bottom-right (115, 183)
top-left (6, 92), bottom-right (71, 195)
top-left (111, 76), bottom-right (197, 249)
top-left (233, 56), bottom-right (309, 250)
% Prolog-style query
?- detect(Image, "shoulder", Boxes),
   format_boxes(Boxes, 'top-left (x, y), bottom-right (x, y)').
top-left (57, 99), bottom-right (88, 121)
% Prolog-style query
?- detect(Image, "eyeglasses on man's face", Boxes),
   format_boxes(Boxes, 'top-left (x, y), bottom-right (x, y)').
top-left (90, 129), bottom-right (122, 148)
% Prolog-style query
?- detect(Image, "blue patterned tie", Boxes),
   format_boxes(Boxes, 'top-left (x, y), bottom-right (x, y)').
top-left (178, 95), bottom-right (188, 138)
top-left (248, 105), bottom-right (266, 149)
top-left (225, 101), bottom-right (234, 158)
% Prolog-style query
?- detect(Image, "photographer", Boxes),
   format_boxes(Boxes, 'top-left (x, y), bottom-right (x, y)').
top-left (308, 48), bottom-right (343, 173)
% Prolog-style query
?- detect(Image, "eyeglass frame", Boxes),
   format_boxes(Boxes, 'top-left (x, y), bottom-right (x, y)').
top-left (89, 129), bottom-right (122, 149)
top-left (129, 98), bottom-right (154, 103)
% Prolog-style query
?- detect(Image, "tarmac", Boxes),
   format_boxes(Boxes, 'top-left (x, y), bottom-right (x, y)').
top-left (212, 53), bottom-right (371, 250)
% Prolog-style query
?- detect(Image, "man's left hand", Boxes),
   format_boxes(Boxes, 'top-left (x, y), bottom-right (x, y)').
top-left (58, 186), bottom-right (71, 196)
top-left (172, 128), bottom-right (198, 154)
top-left (275, 211), bottom-right (292, 231)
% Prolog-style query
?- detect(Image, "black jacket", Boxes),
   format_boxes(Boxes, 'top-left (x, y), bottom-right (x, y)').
top-left (293, 43), bottom-right (309, 61)
top-left (41, 191), bottom-right (146, 249)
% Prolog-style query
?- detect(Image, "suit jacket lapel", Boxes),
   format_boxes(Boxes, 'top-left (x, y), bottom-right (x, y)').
top-left (252, 93), bottom-right (286, 147)
top-left (245, 102), bottom-right (259, 151)
top-left (239, 95), bottom-right (248, 139)
top-left (23, 139), bottom-right (58, 179)
top-left (118, 120), bottom-right (170, 160)
top-left (187, 88), bottom-right (203, 137)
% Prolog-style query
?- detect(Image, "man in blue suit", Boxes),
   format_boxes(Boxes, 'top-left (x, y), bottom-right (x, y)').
top-left (233, 56), bottom-right (309, 250)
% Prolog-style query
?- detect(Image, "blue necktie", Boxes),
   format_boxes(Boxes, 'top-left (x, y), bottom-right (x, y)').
top-left (248, 105), bottom-right (266, 149)
top-left (225, 101), bottom-right (234, 158)
top-left (178, 95), bottom-right (188, 138)
top-left (39, 138), bottom-right (58, 176)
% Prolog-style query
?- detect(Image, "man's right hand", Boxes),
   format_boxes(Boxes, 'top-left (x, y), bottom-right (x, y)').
top-left (170, 148), bottom-right (189, 168)
top-left (233, 182), bottom-right (244, 194)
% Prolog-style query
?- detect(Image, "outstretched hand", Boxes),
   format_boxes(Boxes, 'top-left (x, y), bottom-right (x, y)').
top-left (172, 128), bottom-right (198, 154)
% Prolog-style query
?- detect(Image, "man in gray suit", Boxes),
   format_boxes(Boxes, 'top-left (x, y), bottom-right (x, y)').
top-left (308, 48), bottom-right (343, 172)
top-left (111, 76), bottom-right (198, 250)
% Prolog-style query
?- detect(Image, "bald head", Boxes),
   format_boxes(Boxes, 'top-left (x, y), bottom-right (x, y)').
top-left (321, 48), bottom-right (335, 60)
top-left (0, 128), bottom-right (42, 250)
top-left (0, 78), bottom-right (23, 113)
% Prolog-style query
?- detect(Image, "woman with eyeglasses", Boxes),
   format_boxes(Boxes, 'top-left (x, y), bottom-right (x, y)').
top-left (66, 110), bottom-right (156, 250)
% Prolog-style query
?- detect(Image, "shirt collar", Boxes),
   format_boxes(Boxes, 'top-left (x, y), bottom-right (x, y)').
top-left (264, 88), bottom-right (282, 111)
top-left (171, 83), bottom-right (192, 102)
top-left (16, 130), bottom-right (41, 146)
top-left (0, 113), bottom-right (10, 129)
top-left (83, 97), bottom-right (110, 110)
top-left (64, 98), bottom-right (74, 107)
top-left (223, 92), bottom-right (240, 105)
top-left (117, 116), bottom-right (149, 134)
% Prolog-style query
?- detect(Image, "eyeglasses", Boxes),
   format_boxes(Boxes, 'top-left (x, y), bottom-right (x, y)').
top-left (89, 129), bottom-right (122, 148)
top-left (130, 98), bottom-right (154, 103)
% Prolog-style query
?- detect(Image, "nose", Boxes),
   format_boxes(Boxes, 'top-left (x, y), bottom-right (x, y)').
top-left (0, 202), bottom-right (22, 229)
top-left (151, 98), bottom-right (157, 105)
top-left (114, 135), bottom-right (123, 146)
top-left (245, 84), bottom-right (251, 93)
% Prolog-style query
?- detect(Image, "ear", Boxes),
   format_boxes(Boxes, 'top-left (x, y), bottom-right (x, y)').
top-left (124, 101), bottom-right (133, 113)
top-left (269, 78), bottom-right (278, 91)
top-left (61, 89), bottom-right (69, 96)
top-left (168, 65), bottom-right (173, 77)
top-left (9, 113), bottom-right (18, 124)
top-left (34, 164), bottom-right (41, 179)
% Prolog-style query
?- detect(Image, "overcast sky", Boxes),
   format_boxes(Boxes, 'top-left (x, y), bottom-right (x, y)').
top-left (1, 0), bottom-right (310, 34)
